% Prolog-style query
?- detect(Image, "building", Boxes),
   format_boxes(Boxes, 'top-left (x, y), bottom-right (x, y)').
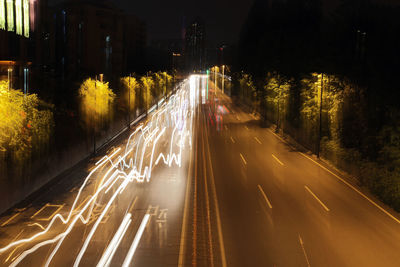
top-left (51, 0), bottom-right (146, 80)
top-left (147, 38), bottom-right (183, 71)
top-left (125, 14), bottom-right (146, 74)
top-left (184, 18), bottom-right (205, 72)
top-left (0, 0), bottom-right (46, 91)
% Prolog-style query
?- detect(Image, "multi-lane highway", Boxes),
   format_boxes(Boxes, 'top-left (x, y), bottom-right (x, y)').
top-left (0, 79), bottom-right (196, 267)
top-left (1, 75), bottom-right (400, 267)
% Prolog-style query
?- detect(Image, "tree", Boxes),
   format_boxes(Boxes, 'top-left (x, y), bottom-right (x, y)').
top-left (79, 78), bottom-right (115, 130)
top-left (140, 76), bottom-right (154, 110)
top-left (121, 76), bottom-right (139, 112)
top-left (0, 81), bottom-right (54, 162)
top-left (238, 72), bottom-right (256, 108)
top-left (264, 72), bottom-right (292, 131)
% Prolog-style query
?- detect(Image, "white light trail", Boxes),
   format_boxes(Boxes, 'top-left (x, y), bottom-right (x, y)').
top-left (96, 213), bottom-right (132, 267)
top-left (121, 214), bottom-right (150, 267)
top-left (0, 75), bottom-right (206, 266)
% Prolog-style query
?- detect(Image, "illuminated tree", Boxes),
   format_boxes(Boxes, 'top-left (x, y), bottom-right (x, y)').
top-left (140, 76), bottom-right (154, 110)
top-left (0, 81), bottom-right (54, 162)
top-left (153, 72), bottom-right (173, 97)
top-left (238, 72), bottom-right (256, 107)
top-left (264, 72), bottom-right (292, 131)
top-left (79, 78), bottom-right (115, 130)
top-left (121, 76), bottom-right (139, 112)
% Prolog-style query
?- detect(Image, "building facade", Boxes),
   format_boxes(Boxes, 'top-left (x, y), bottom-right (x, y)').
top-left (184, 18), bottom-right (205, 72)
top-left (51, 0), bottom-right (146, 80)
top-left (0, 0), bottom-right (45, 91)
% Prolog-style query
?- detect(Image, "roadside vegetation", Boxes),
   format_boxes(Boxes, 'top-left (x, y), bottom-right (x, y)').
top-left (233, 71), bottom-right (400, 211)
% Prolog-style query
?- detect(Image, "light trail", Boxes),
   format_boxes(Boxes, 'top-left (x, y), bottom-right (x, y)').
top-left (96, 213), bottom-right (132, 267)
top-left (0, 76), bottom-right (205, 266)
top-left (121, 214), bottom-right (151, 267)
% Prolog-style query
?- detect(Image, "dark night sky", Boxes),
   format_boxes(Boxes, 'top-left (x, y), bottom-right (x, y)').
top-left (114, 0), bottom-right (255, 47)
top-left (49, 0), bottom-right (255, 47)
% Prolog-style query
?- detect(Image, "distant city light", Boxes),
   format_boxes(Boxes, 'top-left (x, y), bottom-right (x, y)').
top-left (29, 0), bottom-right (35, 31)
top-left (0, 0), bottom-right (5, 30)
top-left (0, 0), bottom-right (30, 36)
top-left (23, 0), bottom-right (29, 37)
top-left (6, 0), bottom-right (13, 31)
top-left (15, 0), bottom-right (22, 35)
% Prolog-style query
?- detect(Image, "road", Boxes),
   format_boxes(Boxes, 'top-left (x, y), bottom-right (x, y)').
top-left (0, 80), bottom-right (195, 267)
top-left (1, 74), bottom-right (400, 266)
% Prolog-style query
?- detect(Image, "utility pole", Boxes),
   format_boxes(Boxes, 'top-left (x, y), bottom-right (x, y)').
top-left (276, 92), bottom-right (280, 133)
top-left (317, 73), bottom-right (324, 158)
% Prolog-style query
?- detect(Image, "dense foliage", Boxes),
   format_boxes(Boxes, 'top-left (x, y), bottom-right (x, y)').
top-left (0, 81), bottom-right (53, 162)
top-left (235, 0), bottom-right (400, 210)
top-left (79, 78), bottom-right (116, 129)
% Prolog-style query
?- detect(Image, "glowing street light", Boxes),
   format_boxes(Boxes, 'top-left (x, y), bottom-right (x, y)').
top-left (222, 65), bottom-right (225, 94)
top-left (7, 68), bottom-right (12, 91)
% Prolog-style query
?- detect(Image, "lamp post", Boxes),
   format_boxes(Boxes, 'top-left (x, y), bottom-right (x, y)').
top-left (7, 68), bottom-right (12, 91)
top-left (93, 75), bottom-right (97, 154)
top-left (164, 72), bottom-right (167, 99)
top-left (222, 65), bottom-right (225, 94)
top-left (317, 73), bottom-right (324, 158)
top-left (214, 66), bottom-right (217, 95)
top-left (24, 67), bottom-right (29, 95)
top-left (128, 74), bottom-right (131, 129)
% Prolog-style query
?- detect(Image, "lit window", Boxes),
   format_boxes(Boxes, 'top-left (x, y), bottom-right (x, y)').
top-left (16, 0), bottom-right (23, 35)
top-left (23, 0), bottom-right (29, 37)
top-left (6, 0), bottom-right (13, 31)
top-left (0, 0), bottom-right (5, 30)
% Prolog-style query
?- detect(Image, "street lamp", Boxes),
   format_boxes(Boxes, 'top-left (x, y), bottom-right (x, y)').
top-left (317, 73), bottom-right (324, 158)
top-left (214, 66), bottom-right (217, 95)
top-left (24, 67), bottom-right (29, 95)
top-left (222, 65), bottom-right (225, 94)
top-left (7, 68), bottom-right (12, 91)
top-left (128, 74), bottom-right (131, 129)
top-left (93, 74), bottom-right (99, 154)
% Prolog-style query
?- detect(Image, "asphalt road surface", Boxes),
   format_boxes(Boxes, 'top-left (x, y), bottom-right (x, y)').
top-left (1, 75), bottom-right (400, 267)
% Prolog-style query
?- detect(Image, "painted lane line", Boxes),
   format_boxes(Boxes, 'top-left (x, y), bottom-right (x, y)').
top-left (30, 204), bottom-right (48, 219)
top-left (230, 136), bottom-right (235, 144)
top-left (299, 152), bottom-right (400, 224)
top-left (305, 186), bottom-right (330, 212)
top-left (178, 137), bottom-right (193, 267)
top-left (201, 126), bottom-right (215, 267)
top-left (240, 153), bottom-right (247, 165)
top-left (122, 214), bottom-right (151, 267)
top-left (39, 204), bottom-right (65, 221)
top-left (272, 154), bottom-right (284, 166)
top-left (204, 119), bottom-right (227, 267)
top-left (1, 213), bottom-right (20, 227)
top-left (128, 196), bottom-right (139, 214)
top-left (257, 185), bottom-right (273, 209)
top-left (4, 230), bottom-right (24, 263)
top-left (267, 128), bottom-right (400, 224)
top-left (254, 137), bottom-right (262, 145)
top-left (299, 235), bottom-right (311, 267)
